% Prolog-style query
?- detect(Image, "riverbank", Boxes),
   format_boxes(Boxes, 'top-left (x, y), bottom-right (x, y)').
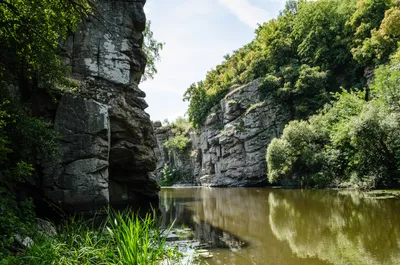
top-left (0, 210), bottom-right (202, 265)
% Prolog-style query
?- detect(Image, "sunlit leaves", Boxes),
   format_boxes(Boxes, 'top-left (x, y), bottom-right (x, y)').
top-left (267, 47), bottom-right (400, 188)
top-left (0, 0), bottom-right (92, 87)
top-left (142, 20), bottom-right (164, 81)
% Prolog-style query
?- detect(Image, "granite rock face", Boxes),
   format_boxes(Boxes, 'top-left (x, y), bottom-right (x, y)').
top-left (42, 0), bottom-right (159, 213)
top-left (194, 79), bottom-right (289, 187)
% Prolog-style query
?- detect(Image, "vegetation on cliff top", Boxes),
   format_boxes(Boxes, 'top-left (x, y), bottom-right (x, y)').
top-left (184, 0), bottom-right (400, 127)
top-left (160, 117), bottom-right (193, 186)
top-left (267, 48), bottom-right (400, 188)
top-left (183, 0), bottom-right (400, 188)
top-left (163, 117), bottom-right (192, 155)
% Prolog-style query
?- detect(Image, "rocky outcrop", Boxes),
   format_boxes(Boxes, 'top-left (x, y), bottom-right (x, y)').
top-left (153, 80), bottom-right (289, 187)
top-left (42, 0), bottom-right (159, 213)
top-left (153, 122), bottom-right (197, 184)
top-left (194, 79), bottom-right (289, 186)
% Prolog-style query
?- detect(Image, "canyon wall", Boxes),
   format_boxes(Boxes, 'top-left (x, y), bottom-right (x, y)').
top-left (41, 0), bottom-right (159, 213)
top-left (154, 79), bottom-right (289, 187)
top-left (153, 121), bottom-right (198, 184)
top-left (194, 79), bottom-right (289, 186)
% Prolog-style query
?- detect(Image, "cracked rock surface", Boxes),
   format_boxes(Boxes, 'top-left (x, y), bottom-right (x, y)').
top-left (194, 80), bottom-right (289, 187)
top-left (42, 0), bottom-right (159, 214)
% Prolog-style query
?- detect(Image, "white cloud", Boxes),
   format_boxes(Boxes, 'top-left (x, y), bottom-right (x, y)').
top-left (218, 0), bottom-right (272, 28)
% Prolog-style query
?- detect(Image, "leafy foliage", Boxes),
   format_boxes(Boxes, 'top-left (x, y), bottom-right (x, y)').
top-left (159, 164), bottom-right (184, 187)
top-left (162, 117), bottom-right (192, 154)
top-left (0, 98), bottom-right (59, 186)
top-left (350, 0), bottom-right (400, 65)
top-left (0, 0), bottom-right (92, 88)
top-left (0, 190), bottom-right (36, 258)
top-left (184, 0), bottom-right (400, 127)
top-left (142, 21), bottom-right (164, 81)
top-left (168, 116), bottom-right (192, 136)
top-left (2, 210), bottom-right (186, 265)
top-left (164, 135), bottom-right (191, 155)
top-left (267, 49), bottom-right (400, 188)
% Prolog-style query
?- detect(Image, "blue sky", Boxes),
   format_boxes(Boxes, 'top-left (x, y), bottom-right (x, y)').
top-left (141, 0), bottom-right (287, 122)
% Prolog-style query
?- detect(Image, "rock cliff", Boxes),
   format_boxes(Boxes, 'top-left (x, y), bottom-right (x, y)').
top-left (153, 121), bottom-right (197, 185)
top-left (194, 79), bottom-right (289, 186)
top-left (41, 0), bottom-right (159, 213)
top-left (153, 79), bottom-right (289, 187)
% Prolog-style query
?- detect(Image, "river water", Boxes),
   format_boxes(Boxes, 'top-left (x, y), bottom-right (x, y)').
top-left (159, 187), bottom-right (400, 265)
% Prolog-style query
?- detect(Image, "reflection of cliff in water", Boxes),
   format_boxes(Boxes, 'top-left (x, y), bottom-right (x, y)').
top-left (159, 188), bottom-right (247, 251)
top-left (160, 188), bottom-right (330, 265)
top-left (269, 190), bottom-right (400, 265)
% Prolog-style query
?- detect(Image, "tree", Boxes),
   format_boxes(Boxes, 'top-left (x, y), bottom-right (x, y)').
top-left (0, 0), bottom-right (93, 95)
top-left (350, 0), bottom-right (400, 65)
top-left (266, 46), bottom-right (400, 188)
top-left (142, 20), bottom-right (164, 81)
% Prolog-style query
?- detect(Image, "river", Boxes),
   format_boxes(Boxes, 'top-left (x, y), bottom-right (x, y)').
top-left (159, 187), bottom-right (400, 265)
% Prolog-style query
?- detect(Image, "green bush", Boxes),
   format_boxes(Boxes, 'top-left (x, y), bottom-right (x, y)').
top-left (267, 48), bottom-right (400, 188)
top-left (0, 190), bottom-right (36, 258)
top-left (168, 117), bottom-right (192, 135)
top-left (159, 164), bottom-right (184, 186)
top-left (164, 135), bottom-right (191, 155)
top-left (267, 116), bottom-right (330, 187)
top-left (0, 98), bottom-right (59, 185)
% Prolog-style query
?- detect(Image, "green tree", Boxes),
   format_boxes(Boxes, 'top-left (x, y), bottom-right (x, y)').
top-left (0, 0), bottom-right (93, 93)
top-left (267, 47), bottom-right (400, 188)
top-left (142, 20), bottom-right (164, 81)
top-left (260, 63), bottom-right (328, 119)
top-left (267, 115), bottom-right (330, 187)
top-left (350, 0), bottom-right (400, 65)
top-left (0, 1), bottom-right (93, 254)
top-left (293, 0), bottom-right (354, 68)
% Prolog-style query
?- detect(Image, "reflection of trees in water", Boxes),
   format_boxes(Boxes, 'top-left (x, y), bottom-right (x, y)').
top-left (269, 190), bottom-right (400, 265)
top-left (162, 188), bottom-right (328, 265)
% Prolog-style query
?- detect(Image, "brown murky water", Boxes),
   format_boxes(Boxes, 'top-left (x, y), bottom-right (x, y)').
top-left (159, 187), bottom-right (400, 265)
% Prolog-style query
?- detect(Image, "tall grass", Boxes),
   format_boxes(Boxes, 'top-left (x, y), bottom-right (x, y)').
top-left (107, 212), bottom-right (167, 264)
top-left (6, 210), bottom-right (178, 265)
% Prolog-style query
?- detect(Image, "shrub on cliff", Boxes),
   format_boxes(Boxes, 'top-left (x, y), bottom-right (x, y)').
top-left (169, 116), bottom-right (192, 135)
top-left (164, 135), bottom-right (191, 155)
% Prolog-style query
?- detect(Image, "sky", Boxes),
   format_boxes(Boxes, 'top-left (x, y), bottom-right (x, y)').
top-left (141, 0), bottom-right (287, 122)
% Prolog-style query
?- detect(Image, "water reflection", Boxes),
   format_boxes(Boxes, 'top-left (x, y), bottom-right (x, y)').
top-left (269, 190), bottom-right (400, 265)
top-left (160, 188), bottom-right (400, 265)
top-left (159, 188), bottom-right (247, 251)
